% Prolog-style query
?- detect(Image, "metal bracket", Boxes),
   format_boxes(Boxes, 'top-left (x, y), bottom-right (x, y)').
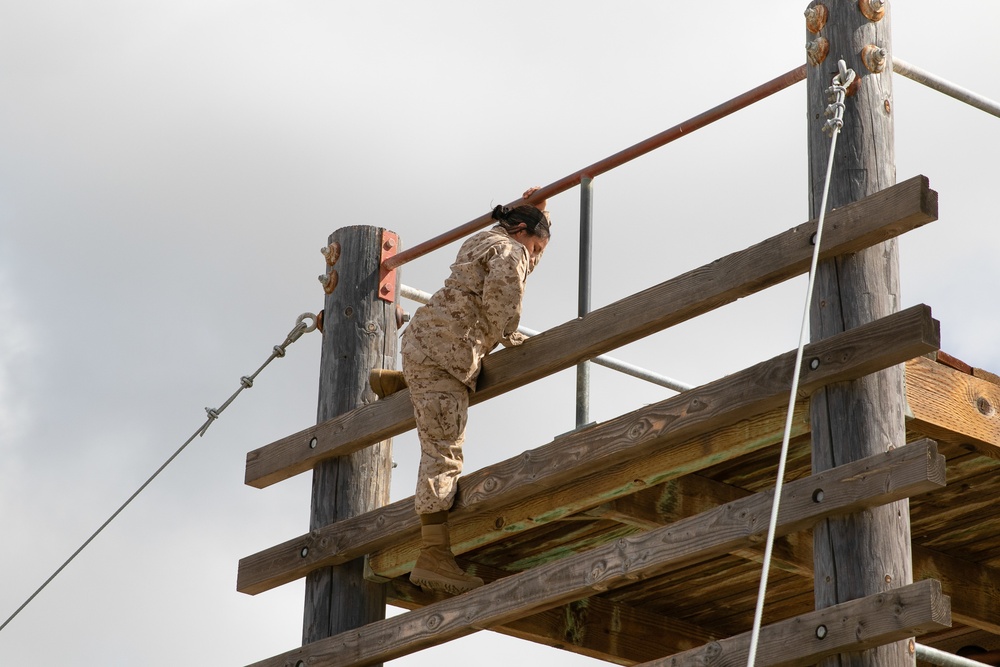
top-left (378, 230), bottom-right (398, 303)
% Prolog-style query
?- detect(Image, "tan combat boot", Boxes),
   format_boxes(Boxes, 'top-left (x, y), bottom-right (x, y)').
top-left (409, 523), bottom-right (484, 595)
top-left (369, 369), bottom-right (408, 399)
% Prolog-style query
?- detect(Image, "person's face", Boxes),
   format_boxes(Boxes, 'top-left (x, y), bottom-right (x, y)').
top-left (515, 231), bottom-right (549, 267)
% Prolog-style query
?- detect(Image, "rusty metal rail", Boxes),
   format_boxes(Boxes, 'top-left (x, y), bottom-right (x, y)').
top-left (382, 64), bottom-right (808, 271)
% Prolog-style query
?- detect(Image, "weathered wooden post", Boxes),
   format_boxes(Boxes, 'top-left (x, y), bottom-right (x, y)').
top-left (805, 2), bottom-right (914, 666)
top-left (304, 226), bottom-right (398, 655)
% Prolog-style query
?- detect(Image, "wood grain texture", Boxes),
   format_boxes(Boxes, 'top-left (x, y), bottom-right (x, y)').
top-left (244, 176), bottom-right (937, 489)
top-left (388, 570), bottom-right (717, 665)
top-left (238, 305), bottom-right (938, 595)
top-left (635, 580), bottom-right (950, 667)
top-left (906, 355), bottom-right (1000, 457)
top-left (806, 4), bottom-right (912, 667)
top-left (245, 440), bottom-right (945, 667)
top-left (588, 460), bottom-right (1000, 640)
top-left (302, 226), bottom-right (396, 647)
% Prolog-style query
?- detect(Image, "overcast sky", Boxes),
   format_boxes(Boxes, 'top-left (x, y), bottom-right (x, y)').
top-left (2, 2), bottom-right (998, 665)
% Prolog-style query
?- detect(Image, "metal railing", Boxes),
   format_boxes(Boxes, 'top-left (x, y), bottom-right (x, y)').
top-left (390, 58), bottom-right (998, 428)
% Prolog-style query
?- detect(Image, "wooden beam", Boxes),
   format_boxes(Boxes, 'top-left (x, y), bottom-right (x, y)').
top-left (634, 580), bottom-right (950, 667)
top-left (911, 545), bottom-right (1000, 636)
top-left (589, 463), bottom-right (1000, 638)
top-left (587, 472), bottom-right (815, 580)
top-left (244, 176), bottom-right (938, 489)
top-left (245, 440), bottom-right (946, 667)
top-left (906, 355), bottom-right (1000, 457)
top-left (388, 570), bottom-right (717, 665)
top-left (238, 305), bottom-right (937, 595)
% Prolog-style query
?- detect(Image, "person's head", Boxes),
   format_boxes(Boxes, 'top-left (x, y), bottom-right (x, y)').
top-left (492, 204), bottom-right (551, 264)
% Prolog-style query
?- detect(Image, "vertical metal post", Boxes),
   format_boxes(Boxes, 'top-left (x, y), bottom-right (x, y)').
top-left (576, 176), bottom-right (593, 428)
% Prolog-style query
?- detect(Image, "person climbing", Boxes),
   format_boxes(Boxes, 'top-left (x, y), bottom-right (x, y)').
top-left (401, 186), bottom-right (551, 594)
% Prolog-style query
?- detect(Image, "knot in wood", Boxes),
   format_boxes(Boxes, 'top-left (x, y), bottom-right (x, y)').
top-left (976, 396), bottom-right (994, 416)
top-left (425, 613), bottom-right (444, 631)
top-left (627, 421), bottom-right (649, 441)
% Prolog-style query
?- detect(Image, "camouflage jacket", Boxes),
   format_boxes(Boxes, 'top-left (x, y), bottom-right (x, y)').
top-left (403, 226), bottom-right (531, 390)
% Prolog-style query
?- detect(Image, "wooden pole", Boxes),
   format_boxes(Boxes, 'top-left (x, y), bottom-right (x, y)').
top-left (805, 2), bottom-right (914, 666)
top-left (303, 225), bottom-right (397, 655)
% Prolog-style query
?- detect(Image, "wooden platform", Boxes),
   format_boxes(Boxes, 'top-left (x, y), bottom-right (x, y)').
top-left (239, 178), bottom-right (1000, 666)
top-left (378, 352), bottom-right (1000, 665)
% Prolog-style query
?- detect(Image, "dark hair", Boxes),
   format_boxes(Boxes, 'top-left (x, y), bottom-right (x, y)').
top-left (491, 204), bottom-right (551, 240)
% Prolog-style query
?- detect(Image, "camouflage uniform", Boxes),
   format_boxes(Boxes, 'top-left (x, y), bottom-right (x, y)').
top-left (402, 226), bottom-right (532, 514)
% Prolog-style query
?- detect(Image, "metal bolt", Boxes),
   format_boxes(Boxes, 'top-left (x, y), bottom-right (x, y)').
top-left (300, 547), bottom-right (309, 558)
top-left (809, 358), bottom-right (821, 370)
top-left (380, 284), bottom-right (391, 295)
top-left (812, 489), bottom-right (825, 503)
top-left (806, 37), bottom-right (830, 67)
top-left (320, 269), bottom-right (339, 295)
top-left (309, 437), bottom-right (318, 449)
top-left (383, 239), bottom-right (396, 251)
top-left (861, 44), bottom-right (888, 73)
top-left (885, 574), bottom-right (892, 583)
top-left (816, 625), bottom-right (828, 639)
top-left (859, 0), bottom-right (886, 22)
top-left (804, 4), bottom-right (828, 34)
top-left (321, 241), bottom-right (341, 266)
top-left (810, 232), bottom-right (818, 246)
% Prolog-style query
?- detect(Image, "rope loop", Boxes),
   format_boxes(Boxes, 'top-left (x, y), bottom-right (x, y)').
top-left (822, 60), bottom-right (855, 136)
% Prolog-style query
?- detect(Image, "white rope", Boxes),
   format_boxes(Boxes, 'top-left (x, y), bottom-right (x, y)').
top-left (0, 312), bottom-right (318, 635)
top-left (745, 60), bottom-right (855, 667)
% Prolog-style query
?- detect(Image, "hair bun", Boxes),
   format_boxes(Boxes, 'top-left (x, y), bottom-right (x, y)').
top-left (491, 205), bottom-right (510, 221)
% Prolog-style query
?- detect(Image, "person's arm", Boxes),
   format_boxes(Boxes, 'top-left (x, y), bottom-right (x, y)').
top-left (482, 246), bottom-right (529, 347)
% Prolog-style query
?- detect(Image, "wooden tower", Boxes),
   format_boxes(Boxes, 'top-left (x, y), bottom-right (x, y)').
top-left (238, 3), bottom-right (1000, 666)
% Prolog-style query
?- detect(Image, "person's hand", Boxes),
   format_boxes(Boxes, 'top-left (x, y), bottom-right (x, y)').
top-left (502, 330), bottom-right (526, 347)
top-left (522, 186), bottom-right (547, 212)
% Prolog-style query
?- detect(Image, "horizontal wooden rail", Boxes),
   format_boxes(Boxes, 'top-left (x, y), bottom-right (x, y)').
top-left (237, 304), bottom-right (940, 594)
top-left (637, 579), bottom-right (950, 667)
top-left (244, 175), bottom-right (938, 489)
top-left (388, 570), bottom-right (718, 664)
top-left (245, 439), bottom-right (947, 667)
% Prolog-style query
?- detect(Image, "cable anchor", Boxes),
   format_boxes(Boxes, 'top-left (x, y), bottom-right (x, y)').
top-left (823, 60), bottom-right (855, 136)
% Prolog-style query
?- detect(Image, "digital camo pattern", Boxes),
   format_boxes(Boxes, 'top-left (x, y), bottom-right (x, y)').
top-left (401, 336), bottom-right (470, 513)
top-left (404, 227), bottom-right (529, 390)
top-left (401, 226), bottom-right (531, 514)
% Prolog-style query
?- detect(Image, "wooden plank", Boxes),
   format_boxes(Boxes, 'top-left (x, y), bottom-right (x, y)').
top-left (588, 473), bottom-right (815, 580)
top-left (244, 176), bottom-right (938, 489)
top-left (633, 580), bottom-right (950, 667)
top-left (245, 440), bottom-right (946, 667)
top-left (906, 355), bottom-right (1000, 458)
top-left (587, 462), bottom-right (1000, 638)
top-left (388, 570), bottom-right (717, 664)
top-left (911, 545), bottom-right (1000, 636)
top-left (238, 305), bottom-right (937, 595)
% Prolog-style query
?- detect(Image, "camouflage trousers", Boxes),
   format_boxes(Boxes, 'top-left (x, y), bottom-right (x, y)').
top-left (401, 335), bottom-right (471, 515)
